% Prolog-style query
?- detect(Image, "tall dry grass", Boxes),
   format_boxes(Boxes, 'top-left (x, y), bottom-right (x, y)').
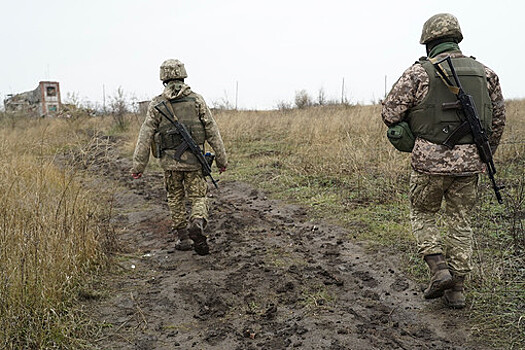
top-left (218, 105), bottom-right (406, 174)
top-left (0, 116), bottom-right (112, 348)
top-left (217, 100), bottom-right (524, 173)
top-left (215, 101), bottom-right (524, 200)
top-left (211, 101), bottom-right (525, 347)
top-left (119, 100), bottom-right (524, 346)
top-left (213, 104), bottom-right (412, 207)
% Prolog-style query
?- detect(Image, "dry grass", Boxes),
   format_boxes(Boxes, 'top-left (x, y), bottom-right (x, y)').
top-left (209, 101), bottom-right (525, 348)
top-left (217, 105), bottom-right (407, 175)
top-left (22, 98), bottom-right (522, 347)
top-left (112, 100), bottom-right (524, 347)
top-left (0, 116), bottom-right (113, 348)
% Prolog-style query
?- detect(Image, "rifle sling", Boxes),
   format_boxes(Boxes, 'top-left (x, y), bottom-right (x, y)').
top-left (428, 57), bottom-right (460, 95)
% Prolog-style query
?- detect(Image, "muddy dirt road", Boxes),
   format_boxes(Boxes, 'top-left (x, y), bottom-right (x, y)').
top-left (83, 148), bottom-right (487, 350)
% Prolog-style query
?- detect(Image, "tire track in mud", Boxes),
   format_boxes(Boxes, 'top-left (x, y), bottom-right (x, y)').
top-left (84, 151), bottom-right (487, 350)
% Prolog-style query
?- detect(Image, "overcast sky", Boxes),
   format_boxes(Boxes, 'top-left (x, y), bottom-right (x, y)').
top-left (1, 0), bottom-right (523, 110)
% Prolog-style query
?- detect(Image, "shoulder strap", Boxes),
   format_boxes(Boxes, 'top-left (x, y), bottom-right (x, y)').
top-left (169, 96), bottom-right (196, 104)
top-left (428, 57), bottom-right (460, 95)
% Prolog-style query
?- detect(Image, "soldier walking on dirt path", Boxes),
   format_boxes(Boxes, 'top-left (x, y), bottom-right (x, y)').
top-left (381, 14), bottom-right (505, 308)
top-left (131, 59), bottom-right (228, 256)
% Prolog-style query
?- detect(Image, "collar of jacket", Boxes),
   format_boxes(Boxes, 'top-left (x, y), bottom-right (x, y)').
top-left (428, 42), bottom-right (461, 58)
top-left (162, 81), bottom-right (192, 100)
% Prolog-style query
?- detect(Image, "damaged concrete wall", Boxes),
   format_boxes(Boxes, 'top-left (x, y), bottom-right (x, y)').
top-left (4, 81), bottom-right (61, 116)
top-left (138, 100), bottom-right (150, 115)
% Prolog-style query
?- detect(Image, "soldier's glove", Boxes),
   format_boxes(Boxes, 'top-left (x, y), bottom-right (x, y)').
top-left (131, 172), bottom-right (142, 179)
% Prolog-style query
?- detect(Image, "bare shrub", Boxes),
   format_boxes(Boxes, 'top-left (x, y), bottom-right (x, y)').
top-left (276, 100), bottom-right (293, 111)
top-left (212, 91), bottom-right (234, 111)
top-left (109, 87), bottom-right (129, 130)
top-left (294, 89), bottom-right (312, 109)
top-left (317, 87), bottom-right (327, 106)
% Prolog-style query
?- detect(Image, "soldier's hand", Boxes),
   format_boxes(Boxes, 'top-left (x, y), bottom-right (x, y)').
top-left (219, 167), bottom-right (226, 174)
top-left (131, 172), bottom-right (142, 179)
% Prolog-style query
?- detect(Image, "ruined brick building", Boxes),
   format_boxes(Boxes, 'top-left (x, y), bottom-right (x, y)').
top-left (4, 81), bottom-right (61, 116)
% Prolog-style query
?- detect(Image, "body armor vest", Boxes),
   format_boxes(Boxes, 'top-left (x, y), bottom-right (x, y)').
top-left (408, 56), bottom-right (492, 145)
top-left (152, 94), bottom-right (206, 166)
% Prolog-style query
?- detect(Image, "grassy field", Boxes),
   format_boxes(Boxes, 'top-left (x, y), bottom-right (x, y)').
top-left (0, 116), bottom-right (113, 349)
top-left (120, 100), bottom-right (524, 347)
top-left (1, 98), bottom-right (523, 348)
top-left (208, 101), bottom-right (525, 347)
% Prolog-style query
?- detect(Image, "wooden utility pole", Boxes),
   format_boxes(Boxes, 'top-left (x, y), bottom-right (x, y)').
top-left (103, 84), bottom-right (106, 113)
top-left (341, 78), bottom-right (345, 104)
top-left (235, 81), bottom-right (238, 110)
top-left (384, 75), bottom-right (387, 99)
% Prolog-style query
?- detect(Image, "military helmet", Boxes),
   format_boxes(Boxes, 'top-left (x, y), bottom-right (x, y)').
top-left (420, 13), bottom-right (463, 45)
top-left (160, 59), bottom-right (188, 82)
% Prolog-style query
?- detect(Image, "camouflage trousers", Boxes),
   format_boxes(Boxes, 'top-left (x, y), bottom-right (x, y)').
top-left (410, 170), bottom-right (478, 276)
top-left (164, 170), bottom-right (208, 230)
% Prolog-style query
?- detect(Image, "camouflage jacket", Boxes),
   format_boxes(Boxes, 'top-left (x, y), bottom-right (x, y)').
top-left (381, 51), bottom-right (506, 175)
top-left (132, 82), bottom-right (228, 173)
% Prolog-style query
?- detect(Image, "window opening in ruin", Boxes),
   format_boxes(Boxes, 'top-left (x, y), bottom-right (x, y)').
top-left (48, 104), bottom-right (58, 112)
top-left (46, 86), bottom-right (57, 97)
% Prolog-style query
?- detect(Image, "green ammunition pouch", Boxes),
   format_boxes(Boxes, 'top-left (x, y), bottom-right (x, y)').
top-left (151, 129), bottom-right (180, 158)
top-left (387, 122), bottom-right (415, 152)
top-left (151, 132), bottom-right (163, 158)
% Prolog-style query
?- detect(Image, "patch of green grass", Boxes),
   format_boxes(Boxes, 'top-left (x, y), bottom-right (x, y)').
top-left (109, 106), bottom-right (524, 347)
top-left (301, 285), bottom-right (336, 311)
top-left (217, 125), bottom-right (525, 348)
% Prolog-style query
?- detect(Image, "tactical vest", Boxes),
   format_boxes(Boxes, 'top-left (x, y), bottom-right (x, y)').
top-left (152, 94), bottom-right (206, 166)
top-left (408, 57), bottom-right (492, 145)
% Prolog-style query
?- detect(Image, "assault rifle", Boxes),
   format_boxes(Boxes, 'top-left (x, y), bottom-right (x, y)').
top-left (154, 100), bottom-right (219, 189)
top-left (431, 56), bottom-right (504, 204)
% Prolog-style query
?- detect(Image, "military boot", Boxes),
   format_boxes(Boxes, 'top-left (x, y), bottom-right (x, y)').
top-left (423, 254), bottom-right (454, 299)
top-left (188, 218), bottom-right (209, 256)
top-left (444, 274), bottom-right (466, 309)
top-left (175, 228), bottom-right (193, 251)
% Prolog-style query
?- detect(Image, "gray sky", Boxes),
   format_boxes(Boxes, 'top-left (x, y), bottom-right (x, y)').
top-left (1, 0), bottom-right (523, 110)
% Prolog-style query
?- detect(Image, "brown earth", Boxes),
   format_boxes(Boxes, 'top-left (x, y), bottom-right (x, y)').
top-left (80, 140), bottom-right (489, 350)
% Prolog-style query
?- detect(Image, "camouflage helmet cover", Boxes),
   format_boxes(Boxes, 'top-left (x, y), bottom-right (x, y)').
top-left (420, 13), bottom-right (463, 45)
top-left (160, 59), bottom-right (188, 81)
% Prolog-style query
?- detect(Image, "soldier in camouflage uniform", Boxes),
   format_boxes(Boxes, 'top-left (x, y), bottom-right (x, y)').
top-left (381, 14), bottom-right (505, 308)
top-left (131, 59), bottom-right (228, 255)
